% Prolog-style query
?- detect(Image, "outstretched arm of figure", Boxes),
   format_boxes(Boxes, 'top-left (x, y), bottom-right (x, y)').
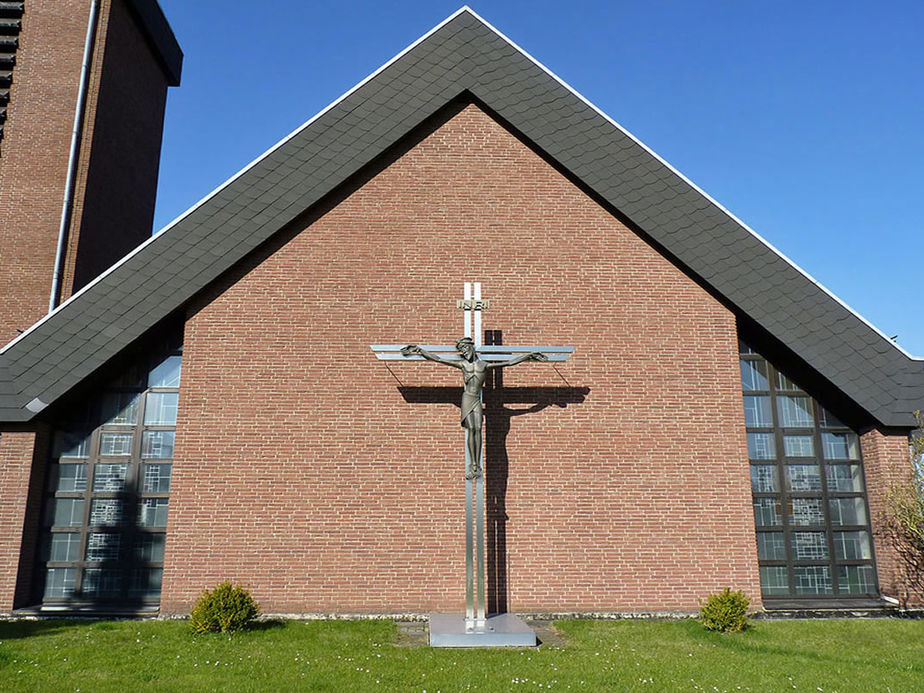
top-left (401, 345), bottom-right (463, 369)
top-left (486, 351), bottom-right (548, 370)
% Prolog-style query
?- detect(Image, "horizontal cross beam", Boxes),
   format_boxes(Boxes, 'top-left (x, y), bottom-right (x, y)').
top-left (370, 345), bottom-right (574, 362)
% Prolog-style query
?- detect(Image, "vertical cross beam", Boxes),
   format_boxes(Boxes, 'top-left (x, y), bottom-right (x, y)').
top-left (463, 283), bottom-right (475, 623)
top-left (462, 282), bottom-right (487, 627)
top-left (473, 283), bottom-right (486, 625)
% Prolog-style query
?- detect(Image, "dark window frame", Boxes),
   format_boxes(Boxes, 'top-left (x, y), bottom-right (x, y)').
top-left (38, 351), bottom-right (180, 608)
top-left (740, 339), bottom-right (879, 602)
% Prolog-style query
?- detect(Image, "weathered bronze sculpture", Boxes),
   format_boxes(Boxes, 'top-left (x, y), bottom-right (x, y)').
top-left (401, 337), bottom-right (547, 478)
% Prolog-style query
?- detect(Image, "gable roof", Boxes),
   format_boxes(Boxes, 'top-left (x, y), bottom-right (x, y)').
top-left (0, 7), bottom-right (921, 427)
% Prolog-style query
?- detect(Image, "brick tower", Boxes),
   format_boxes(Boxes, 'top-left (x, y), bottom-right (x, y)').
top-left (0, 0), bottom-right (181, 344)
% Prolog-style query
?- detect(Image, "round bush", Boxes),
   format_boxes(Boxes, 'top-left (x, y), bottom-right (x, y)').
top-left (189, 582), bottom-right (260, 634)
top-left (699, 587), bottom-right (750, 632)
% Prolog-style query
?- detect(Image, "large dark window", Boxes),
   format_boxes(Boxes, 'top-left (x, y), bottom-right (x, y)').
top-left (739, 340), bottom-right (878, 603)
top-left (38, 351), bottom-right (181, 609)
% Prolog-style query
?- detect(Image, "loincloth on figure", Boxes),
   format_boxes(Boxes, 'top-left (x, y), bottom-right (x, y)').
top-left (460, 391), bottom-right (483, 428)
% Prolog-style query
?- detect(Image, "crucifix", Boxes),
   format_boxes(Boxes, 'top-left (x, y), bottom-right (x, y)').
top-left (371, 282), bottom-right (574, 644)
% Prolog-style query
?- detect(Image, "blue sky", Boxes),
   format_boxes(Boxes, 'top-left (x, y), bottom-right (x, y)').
top-left (154, 1), bottom-right (924, 356)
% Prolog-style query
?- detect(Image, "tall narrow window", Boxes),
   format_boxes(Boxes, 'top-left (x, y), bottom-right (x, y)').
top-left (38, 350), bottom-right (181, 608)
top-left (739, 339), bottom-right (878, 602)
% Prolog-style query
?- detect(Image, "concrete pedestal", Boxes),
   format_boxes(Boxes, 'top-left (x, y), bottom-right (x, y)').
top-left (429, 612), bottom-right (537, 647)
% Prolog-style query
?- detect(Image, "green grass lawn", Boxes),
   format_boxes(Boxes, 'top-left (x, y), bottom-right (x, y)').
top-left (1, 617), bottom-right (922, 692)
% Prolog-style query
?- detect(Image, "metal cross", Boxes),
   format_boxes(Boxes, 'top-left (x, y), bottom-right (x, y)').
top-left (371, 282), bottom-right (573, 629)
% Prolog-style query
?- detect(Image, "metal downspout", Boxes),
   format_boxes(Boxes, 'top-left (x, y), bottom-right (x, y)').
top-left (49, 0), bottom-right (100, 312)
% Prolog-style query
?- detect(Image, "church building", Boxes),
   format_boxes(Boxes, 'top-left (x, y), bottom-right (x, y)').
top-left (1, 5), bottom-right (922, 617)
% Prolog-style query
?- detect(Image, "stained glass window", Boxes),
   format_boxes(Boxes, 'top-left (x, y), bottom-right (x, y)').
top-left (38, 345), bottom-right (181, 606)
top-left (739, 344), bottom-right (878, 601)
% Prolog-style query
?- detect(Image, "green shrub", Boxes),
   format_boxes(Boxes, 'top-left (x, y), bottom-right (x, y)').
top-left (189, 582), bottom-right (260, 634)
top-left (699, 587), bottom-right (750, 632)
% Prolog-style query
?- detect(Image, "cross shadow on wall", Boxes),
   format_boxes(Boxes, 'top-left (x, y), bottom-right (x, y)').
top-left (398, 330), bottom-right (588, 615)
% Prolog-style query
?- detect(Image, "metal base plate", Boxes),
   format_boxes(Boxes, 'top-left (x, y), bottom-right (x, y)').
top-left (429, 613), bottom-right (537, 647)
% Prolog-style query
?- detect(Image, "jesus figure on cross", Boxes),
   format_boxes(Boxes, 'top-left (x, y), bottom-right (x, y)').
top-left (401, 337), bottom-right (547, 479)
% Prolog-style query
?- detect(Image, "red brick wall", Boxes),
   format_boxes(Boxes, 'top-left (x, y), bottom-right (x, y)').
top-left (0, 0), bottom-right (172, 343)
top-left (162, 104), bottom-right (760, 614)
top-left (0, 431), bottom-right (39, 612)
top-left (862, 429), bottom-right (922, 606)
